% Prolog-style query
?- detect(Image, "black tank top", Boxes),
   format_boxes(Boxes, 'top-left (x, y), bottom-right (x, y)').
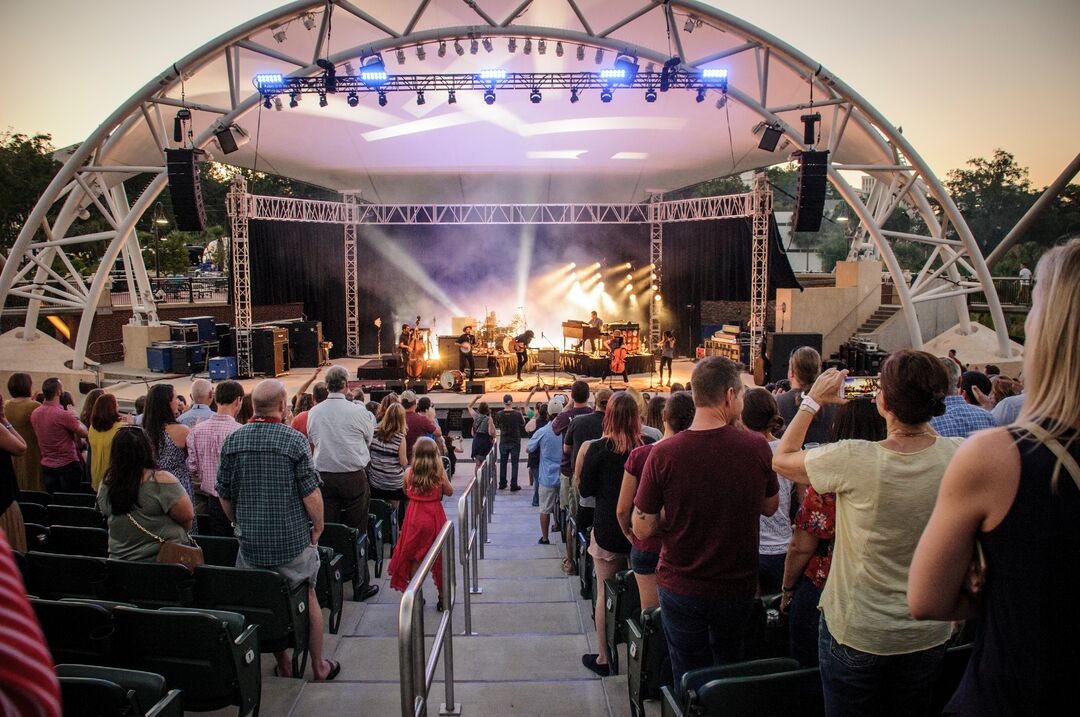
top-left (947, 428), bottom-right (1080, 716)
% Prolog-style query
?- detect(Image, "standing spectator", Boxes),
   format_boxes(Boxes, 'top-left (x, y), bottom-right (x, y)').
top-left (776, 347), bottom-right (837, 446)
top-left (78, 388), bottom-right (104, 433)
top-left (402, 391), bottom-right (445, 460)
top-left (909, 237), bottom-right (1080, 717)
top-left (87, 394), bottom-right (124, 491)
top-left (368, 403), bottom-right (409, 510)
top-left (742, 388), bottom-right (794, 595)
top-left (306, 365), bottom-right (377, 577)
top-left (0, 395), bottom-right (29, 551)
top-left (177, 379), bottom-right (215, 427)
top-left (291, 382), bottom-right (328, 440)
top-left (467, 395), bottom-right (495, 472)
top-left (97, 427), bottom-right (194, 561)
top-left (526, 402), bottom-right (551, 507)
top-left (185, 380), bottom-right (244, 536)
top-left (627, 387), bottom-right (662, 441)
top-left (5, 373), bottom-right (42, 492)
top-left (960, 370), bottom-right (993, 408)
top-left (644, 395), bottom-right (667, 435)
top-left (142, 384), bottom-right (194, 505)
top-left (780, 399), bottom-right (885, 666)
top-left (132, 394), bottom-right (146, 426)
top-left (617, 392), bottom-right (695, 611)
top-left (931, 359), bottom-right (996, 438)
top-left (567, 388), bottom-right (613, 536)
top-left (634, 357), bottom-right (779, 685)
top-left (495, 394), bottom-right (526, 491)
top-left (578, 393), bottom-right (650, 676)
top-left (528, 399), bottom-right (563, 544)
top-left (377, 392), bottom-right (401, 420)
top-left (553, 381), bottom-right (596, 573)
top-left (947, 349), bottom-right (964, 371)
top-left (30, 377), bottom-right (88, 493)
top-left (773, 352), bottom-right (958, 717)
top-left (217, 379), bottom-right (344, 680)
top-left (1017, 260), bottom-right (1032, 304)
top-left (237, 394), bottom-right (254, 425)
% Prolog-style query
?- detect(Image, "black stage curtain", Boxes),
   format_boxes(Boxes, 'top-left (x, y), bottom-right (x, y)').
top-left (663, 217), bottom-right (801, 356)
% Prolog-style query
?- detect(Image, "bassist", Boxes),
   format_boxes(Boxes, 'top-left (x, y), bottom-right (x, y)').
top-left (397, 323), bottom-right (413, 382)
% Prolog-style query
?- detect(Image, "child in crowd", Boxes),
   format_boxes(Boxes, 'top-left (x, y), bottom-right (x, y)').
top-left (444, 434), bottom-right (463, 476)
top-left (388, 437), bottom-right (454, 608)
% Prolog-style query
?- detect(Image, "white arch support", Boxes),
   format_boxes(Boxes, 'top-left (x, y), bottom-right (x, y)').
top-left (0, 0), bottom-right (1013, 369)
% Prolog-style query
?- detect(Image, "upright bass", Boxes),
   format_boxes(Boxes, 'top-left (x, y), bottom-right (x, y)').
top-left (406, 315), bottom-right (426, 380)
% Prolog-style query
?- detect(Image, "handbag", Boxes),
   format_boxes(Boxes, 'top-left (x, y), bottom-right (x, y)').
top-left (127, 513), bottom-right (204, 571)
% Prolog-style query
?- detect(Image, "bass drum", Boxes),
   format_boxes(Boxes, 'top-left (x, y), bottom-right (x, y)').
top-left (439, 370), bottom-right (463, 391)
top-left (501, 335), bottom-right (517, 354)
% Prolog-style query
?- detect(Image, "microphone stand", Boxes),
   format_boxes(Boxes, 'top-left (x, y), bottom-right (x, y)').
top-left (533, 332), bottom-right (556, 391)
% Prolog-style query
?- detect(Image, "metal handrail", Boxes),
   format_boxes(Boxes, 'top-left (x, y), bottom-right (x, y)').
top-left (398, 521), bottom-right (460, 717)
top-left (457, 449), bottom-right (494, 635)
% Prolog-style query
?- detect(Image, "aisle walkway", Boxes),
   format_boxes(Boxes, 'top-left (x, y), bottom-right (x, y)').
top-left (208, 459), bottom-right (646, 716)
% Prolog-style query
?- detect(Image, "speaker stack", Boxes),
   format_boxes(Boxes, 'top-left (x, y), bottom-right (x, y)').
top-left (792, 150), bottom-right (830, 233)
top-left (252, 327), bottom-right (290, 377)
top-left (164, 149), bottom-right (207, 232)
top-left (282, 320), bottom-right (323, 368)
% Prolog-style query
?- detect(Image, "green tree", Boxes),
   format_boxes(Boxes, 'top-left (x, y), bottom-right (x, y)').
top-left (0, 131), bottom-right (60, 251)
top-left (944, 149), bottom-right (1035, 253)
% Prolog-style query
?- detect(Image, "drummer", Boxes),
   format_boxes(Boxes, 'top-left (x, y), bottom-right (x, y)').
top-left (456, 325), bottom-right (476, 381)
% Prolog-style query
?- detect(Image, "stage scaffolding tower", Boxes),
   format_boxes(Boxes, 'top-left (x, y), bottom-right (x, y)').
top-left (227, 175), bottom-right (253, 378)
top-left (749, 172), bottom-right (772, 368)
top-left (648, 192), bottom-right (663, 353)
top-left (343, 193), bottom-right (360, 357)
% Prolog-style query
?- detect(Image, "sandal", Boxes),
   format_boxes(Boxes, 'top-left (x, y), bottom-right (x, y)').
top-left (272, 664), bottom-right (292, 679)
top-left (314, 659), bottom-right (341, 682)
top-left (538, 537), bottom-right (550, 545)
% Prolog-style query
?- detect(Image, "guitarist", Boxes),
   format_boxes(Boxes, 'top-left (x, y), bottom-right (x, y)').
top-left (456, 325), bottom-right (476, 381)
top-left (397, 323), bottom-right (413, 382)
top-left (513, 330), bottom-right (535, 381)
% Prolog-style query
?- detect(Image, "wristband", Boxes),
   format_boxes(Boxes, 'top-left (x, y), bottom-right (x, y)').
top-left (799, 395), bottom-right (820, 415)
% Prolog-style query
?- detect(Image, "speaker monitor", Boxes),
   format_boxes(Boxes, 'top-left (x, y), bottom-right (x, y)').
top-left (792, 150), bottom-right (830, 233)
top-left (386, 382), bottom-right (405, 395)
top-left (466, 380), bottom-right (486, 395)
top-left (165, 148), bottom-right (207, 232)
top-left (766, 332), bottom-right (823, 384)
top-left (758, 125), bottom-right (783, 152)
top-left (382, 355), bottom-right (400, 369)
top-left (408, 381), bottom-right (428, 395)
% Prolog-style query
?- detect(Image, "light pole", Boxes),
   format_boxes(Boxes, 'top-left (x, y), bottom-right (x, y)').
top-left (152, 202), bottom-right (169, 281)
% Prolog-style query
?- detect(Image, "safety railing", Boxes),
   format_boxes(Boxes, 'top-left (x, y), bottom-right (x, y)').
top-left (456, 446), bottom-right (498, 634)
top-left (399, 521), bottom-right (460, 717)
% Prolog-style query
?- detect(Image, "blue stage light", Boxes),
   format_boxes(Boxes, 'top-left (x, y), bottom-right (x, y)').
top-left (254, 73), bottom-right (284, 88)
top-left (599, 69), bottom-right (625, 80)
top-left (479, 69), bottom-right (507, 80)
top-left (359, 55), bottom-right (389, 86)
top-left (700, 68), bottom-right (729, 90)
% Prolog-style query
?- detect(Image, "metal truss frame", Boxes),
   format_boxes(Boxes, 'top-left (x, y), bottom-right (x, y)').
top-left (648, 193), bottom-right (664, 351)
top-left (0, 0), bottom-right (1012, 370)
top-left (226, 175), bottom-right (253, 378)
top-left (749, 173), bottom-right (772, 367)
top-left (342, 193), bottom-right (360, 357)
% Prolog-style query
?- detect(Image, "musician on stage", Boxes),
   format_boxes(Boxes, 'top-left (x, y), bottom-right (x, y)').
top-left (456, 325), bottom-right (476, 381)
top-left (585, 310), bottom-right (603, 354)
top-left (514, 330), bottom-right (535, 381)
top-left (657, 330), bottom-right (676, 385)
top-left (398, 323), bottom-right (413, 381)
top-left (602, 330), bottom-right (629, 384)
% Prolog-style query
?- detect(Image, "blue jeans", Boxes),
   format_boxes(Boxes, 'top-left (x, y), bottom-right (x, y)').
top-left (788, 576), bottom-right (822, 666)
top-left (818, 615), bottom-right (946, 717)
top-left (658, 586), bottom-right (754, 688)
top-left (499, 440), bottom-right (520, 488)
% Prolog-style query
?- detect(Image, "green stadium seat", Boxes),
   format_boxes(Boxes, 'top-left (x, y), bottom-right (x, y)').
top-left (52, 491), bottom-right (98, 508)
top-left (367, 515), bottom-right (386, 578)
top-left (603, 569), bottom-right (641, 675)
top-left (55, 664), bottom-right (183, 717)
top-left (18, 501), bottom-right (49, 525)
top-left (47, 525), bottom-right (108, 558)
top-left (626, 606), bottom-right (672, 717)
top-left (47, 504), bottom-right (106, 529)
top-left (24, 521), bottom-right (50, 551)
top-left (18, 490), bottom-right (53, 506)
top-left (664, 658), bottom-right (804, 716)
top-left (314, 545), bottom-right (344, 634)
top-left (319, 522), bottom-right (372, 601)
top-left (23, 552), bottom-right (109, 600)
top-left (577, 526), bottom-right (593, 601)
top-left (681, 664), bottom-right (824, 717)
top-left (198, 535), bottom-right (241, 567)
top-left (368, 498), bottom-right (399, 556)
top-left (31, 598), bottom-right (115, 665)
top-left (106, 559), bottom-right (196, 608)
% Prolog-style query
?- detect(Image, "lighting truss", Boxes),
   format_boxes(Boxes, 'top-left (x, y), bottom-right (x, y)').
top-left (252, 69), bottom-right (727, 101)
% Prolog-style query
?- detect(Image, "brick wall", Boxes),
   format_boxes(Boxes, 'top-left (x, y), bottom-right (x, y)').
top-left (701, 300), bottom-right (777, 330)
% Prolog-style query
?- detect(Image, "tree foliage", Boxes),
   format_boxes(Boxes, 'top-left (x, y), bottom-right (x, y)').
top-left (0, 131), bottom-right (60, 250)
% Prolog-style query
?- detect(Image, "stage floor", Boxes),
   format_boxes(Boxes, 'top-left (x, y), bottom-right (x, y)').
top-left (101, 356), bottom-right (705, 412)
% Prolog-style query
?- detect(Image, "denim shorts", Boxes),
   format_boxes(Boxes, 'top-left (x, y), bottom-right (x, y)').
top-left (630, 546), bottom-right (660, 575)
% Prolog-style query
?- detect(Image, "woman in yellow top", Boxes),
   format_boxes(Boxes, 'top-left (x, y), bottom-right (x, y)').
top-left (773, 350), bottom-right (960, 717)
top-left (88, 394), bottom-right (124, 490)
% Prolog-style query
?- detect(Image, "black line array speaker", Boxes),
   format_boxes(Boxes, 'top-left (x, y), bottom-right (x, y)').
top-left (164, 148), bottom-right (207, 232)
top-left (284, 320), bottom-right (323, 368)
top-left (792, 150), bottom-right (830, 233)
top-left (252, 327), bottom-right (290, 377)
top-left (766, 332), bottom-right (823, 383)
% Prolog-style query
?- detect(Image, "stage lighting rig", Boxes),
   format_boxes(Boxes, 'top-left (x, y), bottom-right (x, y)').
top-left (538, 39), bottom-right (547, 55)
top-left (347, 92), bottom-right (359, 107)
top-left (301, 12), bottom-right (316, 31)
top-left (483, 37), bottom-right (493, 53)
top-left (570, 88), bottom-right (580, 103)
top-left (271, 24), bottom-right (286, 43)
top-left (696, 87), bottom-right (706, 103)
top-left (508, 38), bottom-right (517, 53)
top-left (529, 88), bottom-right (542, 103)
top-left (600, 87), bottom-right (613, 103)
top-left (470, 38), bottom-right (479, 55)
top-left (644, 87), bottom-right (657, 103)
top-left (319, 93), bottom-right (328, 108)
top-left (416, 45), bottom-right (426, 60)
top-left (396, 48), bottom-right (406, 65)
top-left (484, 88), bottom-right (496, 105)
top-left (577, 45), bottom-right (585, 61)
top-left (416, 90), bottom-right (425, 105)
top-left (448, 90), bottom-right (457, 104)
top-left (378, 91), bottom-right (388, 107)
top-left (524, 38), bottom-right (532, 55)
top-left (359, 54), bottom-right (389, 87)
top-left (454, 40), bottom-right (465, 56)
top-left (316, 58), bottom-right (337, 93)
top-left (438, 41), bottom-right (447, 58)
top-left (556, 41), bottom-right (564, 57)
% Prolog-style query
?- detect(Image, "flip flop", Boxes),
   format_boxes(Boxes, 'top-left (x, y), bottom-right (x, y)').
top-left (314, 659), bottom-right (341, 682)
top-left (538, 537), bottom-right (550, 544)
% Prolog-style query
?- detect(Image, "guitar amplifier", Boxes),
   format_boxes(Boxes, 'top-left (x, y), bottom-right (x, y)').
top-left (439, 335), bottom-right (462, 359)
top-left (537, 348), bottom-right (560, 366)
top-left (252, 327), bottom-right (290, 377)
top-left (466, 380), bottom-right (486, 395)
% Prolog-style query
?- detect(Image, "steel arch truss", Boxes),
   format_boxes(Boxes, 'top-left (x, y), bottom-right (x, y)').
top-left (0, 0), bottom-right (1012, 370)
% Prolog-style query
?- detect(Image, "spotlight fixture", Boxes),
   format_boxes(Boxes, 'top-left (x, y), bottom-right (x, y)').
top-left (524, 38), bottom-right (532, 55)
top-left (270, 24), bottom-right (286, 43)
top-left (696, 87), bottom-right (706, 103)
top-left (699, 68), bottom-right (729, 93)
top-left (600, 87), bottom-right (613, 103)
top-left (508, 37), bottom-right (517, 53)
top-left (316, 58), bottom-right (337, 93)
top-left (529, 88), bottom-right (542, 103)
top-left (396, 48), bottom-right (406, 65)
top-left (263, 96), bottom-right (272, 109)
top-left (378, 91), bottom-right (388, 107)
top-left (577, 44), bottom-right (585, 61)
top-left (448, 90), bottom-right (457, 104)
top-left (347, 91), bottom-right (359, 107)
top-left (454, 40), bottom-right (464, 56)
top-left (595, 48), bottom-right (604, 64)
top-left (302, 12), bottom-right (316, 31)
top-left (570, 88), bottom-right (580, 103)
top-left (416, 90), bottom-right (425, 105)
top-left (483, 37), bottom-right (493, 52)
top-left (538, 39), bottom-right (547, 55)
top-left (556, 41), bottom-right (564, 57)
top-left (644, 87), bottom-right (657, 103)
top-left (273, 96), bottom-right (283, 111)
top-left (758, 124), bottom-right (783, 152)
top-left (344, 61), bottom-right (355, 76)
top-left (715, 95), bottom-right (727, 109)
top-left (684, 15), bottom-right (700, 33)
top-left (484, 88), bottom-right (496, 105)
top-left (318, 93), bottom-right (328, 108)
top-left (478, 69), bottom-right (507, 80)
top-left (416, 45), bottom-right (426, 60)
top-left (609, 53), bottom-right (640, 85)
top-left (470, 38), bottom-right (478, 54)
top-left (438, 41), bottom-right (447, 57)
top-left (289, 93), bottom-right (299, 108)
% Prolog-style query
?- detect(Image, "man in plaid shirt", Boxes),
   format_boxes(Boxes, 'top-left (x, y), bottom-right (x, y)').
top-left (930, 359), bottom-right (996, 438)
top-left (217, 379), bottom-right (342, 681)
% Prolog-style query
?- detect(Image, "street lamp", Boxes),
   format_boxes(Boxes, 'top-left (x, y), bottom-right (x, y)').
top-left (152, 203), bottom-right (169, 279)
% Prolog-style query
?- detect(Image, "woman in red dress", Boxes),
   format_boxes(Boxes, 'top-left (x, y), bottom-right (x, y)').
top-left (388, 437), bottom-right (454, 607)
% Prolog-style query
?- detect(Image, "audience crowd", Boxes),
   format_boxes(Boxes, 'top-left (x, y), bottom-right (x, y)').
top-left (1, 238), bottom-right (1076, 714)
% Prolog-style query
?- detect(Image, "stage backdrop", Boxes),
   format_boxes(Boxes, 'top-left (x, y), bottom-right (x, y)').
top-left (249, 217), bottom-right (798, 358)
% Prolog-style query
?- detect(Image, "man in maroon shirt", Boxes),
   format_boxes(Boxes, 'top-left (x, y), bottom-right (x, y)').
top-left (401, 391), bottom-right (445, 461)
top-left (633, 356), bottom-right (779, 685)
top-left (29, 377), bottom-right (88, 493)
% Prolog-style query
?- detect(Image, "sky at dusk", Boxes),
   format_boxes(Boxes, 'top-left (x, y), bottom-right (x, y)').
top-left (1, 0), bottom-right (1077, 187)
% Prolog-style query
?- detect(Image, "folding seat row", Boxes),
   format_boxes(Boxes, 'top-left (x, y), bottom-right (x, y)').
top-left (18, 490), bottom-right (96, 508)
top-left (23, 522), bottom-right (108, 557)
top-left (19, 502), bottom-right (105, 528)
top-left (56, 663), bottom-right (184, 717)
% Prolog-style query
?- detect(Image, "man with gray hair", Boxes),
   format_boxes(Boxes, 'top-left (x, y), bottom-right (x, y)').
top-left (306, 366), bottom-right (377, 584)
top-left (178, 378), bottom-right (214, 427)
top-left (216, 379), bottom-right (344, 680)
top-left (930, 358), bottom-right (996, 438)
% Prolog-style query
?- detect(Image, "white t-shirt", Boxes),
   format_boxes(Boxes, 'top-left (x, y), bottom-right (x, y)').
top-left (1019, 267), bottom-right (1032, 284)
top-left (307, 393), bottom-right (375, 472)
top-left (760, 439), bottom-right (793, 555)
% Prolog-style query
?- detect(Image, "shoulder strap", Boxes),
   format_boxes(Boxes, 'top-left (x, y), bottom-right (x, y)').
top-left (1022, 423), bottom-right (1080, 492)
top-left (127, 513), bottom-right (166, 543)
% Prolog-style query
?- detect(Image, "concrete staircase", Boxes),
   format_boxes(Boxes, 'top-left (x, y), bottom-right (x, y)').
top-left (852, 305), bottom-right (900, 337)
